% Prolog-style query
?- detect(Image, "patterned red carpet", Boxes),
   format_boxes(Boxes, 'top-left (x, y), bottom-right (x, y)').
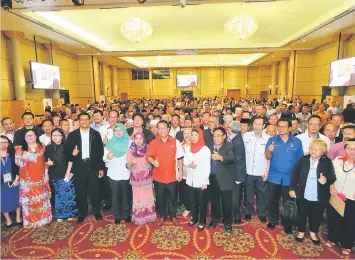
top-left (1, 213), bottom-right (353, 259)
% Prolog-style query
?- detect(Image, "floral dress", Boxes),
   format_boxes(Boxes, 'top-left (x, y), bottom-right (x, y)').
top-left (15, 145), bottom-right (52, 228)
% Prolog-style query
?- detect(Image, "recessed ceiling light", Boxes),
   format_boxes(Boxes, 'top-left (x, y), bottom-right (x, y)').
top-left (81, 46), bottom-right (84, 48)
top-left (303, 39), bottom-right (306, 42)
top-left (97, 52), bottom-right (100, 54)
top-left (28, 25), bottom-right (30, 27)
top-left (326, 28), bottom-right (329, 31)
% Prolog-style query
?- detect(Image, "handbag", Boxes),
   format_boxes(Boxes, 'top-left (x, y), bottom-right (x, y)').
top-left (282, 199), bottom-right (298, 225)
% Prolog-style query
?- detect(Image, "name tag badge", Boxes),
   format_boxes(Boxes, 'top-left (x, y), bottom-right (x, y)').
top-left (287, 148), bottom-right (296, 152)
top-left (3, 173), bottom-right (12, 183)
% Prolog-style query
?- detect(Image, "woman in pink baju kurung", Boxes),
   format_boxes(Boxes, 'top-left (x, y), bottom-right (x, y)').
top-left (126, 132), bottom-right (156, 225)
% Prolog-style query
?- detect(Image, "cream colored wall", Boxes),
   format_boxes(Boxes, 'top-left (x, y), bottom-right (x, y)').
top-left (1, 33), bottom-right (95, 121)
top-left (117, 66), bottom-right (260, 99)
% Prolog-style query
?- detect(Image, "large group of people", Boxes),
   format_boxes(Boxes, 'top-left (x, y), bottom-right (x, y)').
top-left (1, 96), bottom-right (355, 256)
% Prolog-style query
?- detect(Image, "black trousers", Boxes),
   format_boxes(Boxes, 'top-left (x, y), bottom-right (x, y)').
top-left (209, 174), bottom-right (233, 225)
top-left (108, 178), bottom-right (132, 218)
top-left (232, 182), bottom-right (243, 220)
top-left (73, 161), bottom-right (101, 216)
top-left (189, 186), bottom-right (208, 224)
top-left (327, 199), bottom-right (355, 249)
top-left (99, 168), bottom-right (112, 205)
top-left (245, 175), bottom-right (267, 217)
top-left (297, 198), bottom-right (325, 233)
top-left (209, 174), bottom-right (222, 221)
top-left (154, 181), bottom-right (178, 218)
top-left (267, 182), bottom-right (292, 229)
top-left (178, 179), bottom-right (191, 211)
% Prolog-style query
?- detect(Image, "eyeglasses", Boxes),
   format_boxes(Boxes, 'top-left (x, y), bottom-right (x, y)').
top-left (309, 123), bottom-right (321, 127)
top-left (25, 134), bottom-right (35, 138)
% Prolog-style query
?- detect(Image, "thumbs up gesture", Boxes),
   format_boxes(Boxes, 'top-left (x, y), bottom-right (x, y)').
top-left (72, 145), bottom-right (79, 156)
top-left (47, 158), bottom-right (54, 166)
top-left (107, 150), bottom-right (114, 160)
top-left (318, 173), bottom-right (327, 185)
top-left (103, 135), bottom-right (108, 145)
top-left (154, 158), bottom-right (159, 167)
top-left (268, 142), bottom-right (275, 152)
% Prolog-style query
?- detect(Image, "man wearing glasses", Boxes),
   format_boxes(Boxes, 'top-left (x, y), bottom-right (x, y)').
top-left (265, 119), bottom-right (303, 233)
top-left (13, 112), bottom-right (41, 146)
top-left (65, 112), bottom-right (105, 223)
top-left (296, 115), bottom-right (330, 155)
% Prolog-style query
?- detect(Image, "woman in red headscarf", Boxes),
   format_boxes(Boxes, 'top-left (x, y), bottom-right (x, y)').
top-left (184, 128), bottom-right (211, 231)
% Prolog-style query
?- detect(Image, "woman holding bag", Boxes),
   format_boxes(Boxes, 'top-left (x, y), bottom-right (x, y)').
top-left (289, 139), bottom-right (336, 244)
top-left (44, 128), bottom-right (77, 222)
top-left (326, 138), bottom-right (355, 256)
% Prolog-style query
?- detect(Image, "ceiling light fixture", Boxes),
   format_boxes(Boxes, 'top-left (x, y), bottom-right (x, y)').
top-left (121, 17), bottom-right (153, 43)
top-left (1, 0), bottom-right (12, 10)
top-left (72, 0), bottom-right (84, 6)
top-left (35, 12), bottom-right (107, 47)
top-left (225, 13), bottom-right (258, 40)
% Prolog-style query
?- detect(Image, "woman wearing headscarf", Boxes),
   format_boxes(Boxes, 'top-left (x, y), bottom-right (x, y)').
top-left (126, 132), bottom-right (156, 225)
top-left (15, 129), bottom-right (52, 228)
top-left (104, 123), bottom-right (132, 224)
top-left (184, 128), bottom-right (211, 231)
top-left (326, 138), bottom-right (355, 256)
top-left (1, 135), bottom-right (21, 227)
top-left (44, 128), bottom-right (77, 222)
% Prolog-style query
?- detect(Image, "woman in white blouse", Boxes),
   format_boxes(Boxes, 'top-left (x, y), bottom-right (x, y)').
top-left (185, 128), bottom-right (211, 231)
top-left (103, 123), bottom-right (132, 224)
top-left (326, 138), bottom-right (355, 256)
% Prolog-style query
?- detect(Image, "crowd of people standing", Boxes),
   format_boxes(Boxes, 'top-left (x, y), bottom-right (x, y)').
top-left (1, 96), bottom-right (355, 256)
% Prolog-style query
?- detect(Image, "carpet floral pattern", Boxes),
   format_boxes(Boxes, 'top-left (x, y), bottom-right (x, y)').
top-left (1, 213), bottom-right (353, 259)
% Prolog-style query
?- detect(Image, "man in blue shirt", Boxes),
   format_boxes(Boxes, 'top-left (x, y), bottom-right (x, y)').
top-left (265, 118), bottom-right (303, 233)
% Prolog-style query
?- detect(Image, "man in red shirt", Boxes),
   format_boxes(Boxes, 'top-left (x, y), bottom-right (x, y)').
top-left (146, 120), bottom-right (184, 226)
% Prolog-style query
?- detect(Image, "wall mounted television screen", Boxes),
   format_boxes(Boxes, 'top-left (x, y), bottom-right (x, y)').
top-left (177, 75), bottom-right (197, 87)
top-left (329, 57), bottom-right (355, 87)
top-left (30, 61), bottom-right (61, 89)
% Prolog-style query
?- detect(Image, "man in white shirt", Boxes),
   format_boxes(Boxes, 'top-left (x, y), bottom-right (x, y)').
top-left (90, 110), bottom-right (109, 132)
top-left (243, 116), bottom-right (270, 223)
top-left (1, 117), bottom-right (16, 143)
top-left (169, 114), bottom-right (181, 138)
top-left (296, 115), bottom-right (330, 154)
top-left (39, 119), bottom-right (54, 146)
top-left (99, 110), bottom-right (119, 144)
top-left (296, 105), bottom-right (312, 132)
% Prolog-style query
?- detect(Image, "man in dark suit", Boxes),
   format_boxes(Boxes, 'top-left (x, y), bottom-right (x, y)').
top-left (207, 127), bottom-right (237, 233)
top-left (228, 121), bottom-right (247, 223)
top-left (126, 114), bottom-right (155, 144)
top-left (65, 112), bottom-right (105, 223)
top-left (175, 115), bottom-right (193, 143)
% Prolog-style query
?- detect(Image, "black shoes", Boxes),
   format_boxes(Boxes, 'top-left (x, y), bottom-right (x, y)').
top-left (245, 214), bottom-right (251, 221)
top-left (115, 217), bottom-right (121, 224)
top-left (295, 235), bottom-right (304, 242)
top-left (188, 219), bottom-right (198, 227)
top-left (311, 237), bottom-right (320, 245)
top-left (102, 204), bottom-right (112, 211)
top-left (259, 216), bottom-right (267, 223)
top-left (224, 224), bottom-right (232, 233)
top-left (197, 224), bottom-right (205, 232)
top-left (94, 213), bottom-right (102, 220)
top-left (77, 215), bottom-right (86, 224)
top-left (234, 218), bottom-right (241, 224)
top-left (124, 217), bottom-right (131, 223)
top-left (208, 220), bottom-right (218, 229)
top-left (267, 223), bottom-right (276, 230)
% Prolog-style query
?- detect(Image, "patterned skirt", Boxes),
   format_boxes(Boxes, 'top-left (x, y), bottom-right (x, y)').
top-left (20, 179), bottom-right (52, 228)
top-left (132, 183), bottom-right (157, 225)
top-left (52, 179), bottom-right (78, 220)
